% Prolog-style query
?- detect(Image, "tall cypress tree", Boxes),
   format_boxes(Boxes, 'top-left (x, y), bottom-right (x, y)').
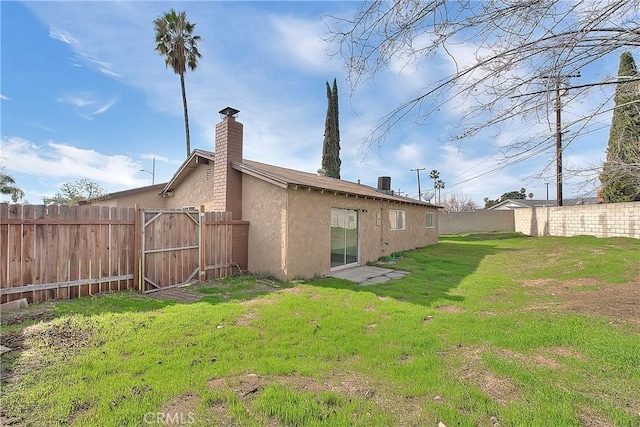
top-left (322, 78), bottom-right (341, 179)
top-left (600, 52), bottom-right (640, 202)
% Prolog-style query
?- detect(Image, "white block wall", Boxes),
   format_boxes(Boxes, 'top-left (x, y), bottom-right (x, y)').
top-left (514, 202), bottom-right (639, 238)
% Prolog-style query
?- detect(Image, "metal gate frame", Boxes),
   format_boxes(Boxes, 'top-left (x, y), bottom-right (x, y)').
top-left (141, 209), bottom-right (201, 293)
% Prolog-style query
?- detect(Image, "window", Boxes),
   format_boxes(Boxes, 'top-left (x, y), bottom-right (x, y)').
top-left (426, 212), bottom-right (435, 228)
top-left (389, 209), bottom-right (405, 230)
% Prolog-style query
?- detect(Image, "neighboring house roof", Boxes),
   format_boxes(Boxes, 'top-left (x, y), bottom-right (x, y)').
top-left (233, 160), bottom-right (436, 207)
top-left (487, 198), bottom-right (600, 210)
top-left (79, 182), bottom-right (167, 205)
top-left (487, 199), bottom-right (555, 210)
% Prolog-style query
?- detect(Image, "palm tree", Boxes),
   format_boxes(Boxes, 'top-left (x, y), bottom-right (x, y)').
top-left (154, 9), bottom-right (202, 158)
top-left (429, 170), bottom-right (440, 190)
top-left (435, 179), bottom-right (445, 204)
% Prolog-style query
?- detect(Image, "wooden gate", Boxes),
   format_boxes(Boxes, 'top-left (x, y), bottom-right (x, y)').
top-left (141, 209), bottom-right (200, 292)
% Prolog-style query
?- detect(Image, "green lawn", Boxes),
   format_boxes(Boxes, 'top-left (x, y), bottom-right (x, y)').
top-left (1, 233), bottom-right (639, 426)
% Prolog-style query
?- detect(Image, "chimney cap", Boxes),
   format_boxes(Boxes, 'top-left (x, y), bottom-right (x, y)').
top-left (219, 107), bottom-right (240, 117)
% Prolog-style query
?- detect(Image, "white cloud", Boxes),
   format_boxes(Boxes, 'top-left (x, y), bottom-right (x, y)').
top-left (0, 94), bottom-right (9, 101)
top-left (49, 27), bottom-right (78, 45)
top-left (394, 143), bottom-right (424, 164)
top-left (92, 98), bottom-right (118, 115)
top-left (48, 25), bottom-right (119, 77)
top-left (57, 93), bottom-right (118, 119)
top-left (268, 15), bottom-right (337, 72)
top-left (1, 136), bottom-right (149, 189)
top-left (58, 94), bottom-right (94, 108)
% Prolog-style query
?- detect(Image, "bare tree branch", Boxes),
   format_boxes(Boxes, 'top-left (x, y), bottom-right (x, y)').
top-left (325, 0), bottom-right (640, 175)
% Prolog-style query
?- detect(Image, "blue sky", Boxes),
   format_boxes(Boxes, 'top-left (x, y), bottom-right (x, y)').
top-left (0, 1), bottom-right (627, 206)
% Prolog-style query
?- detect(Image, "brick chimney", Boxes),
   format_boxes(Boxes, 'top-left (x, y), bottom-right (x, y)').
top-left (213, 107), bottom-right (243, 219)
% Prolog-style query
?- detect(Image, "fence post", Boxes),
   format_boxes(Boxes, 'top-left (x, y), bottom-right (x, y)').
top-left (134, 204), bottom-right (141, 292)
top-left (199, 205), bottom-right (206, 281)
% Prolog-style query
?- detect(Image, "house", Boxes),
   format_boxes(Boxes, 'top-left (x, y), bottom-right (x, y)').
top-left (84, 107), bottom-right (439, 281)
top-left (486, 199), bottom-right (557, 210)
top-left (487, 198), bottom-right (601, 210)
top-left (78, 183), bottom-right (167, 208)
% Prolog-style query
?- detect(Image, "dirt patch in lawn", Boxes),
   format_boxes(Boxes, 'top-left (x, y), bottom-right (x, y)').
top-left (520, 278), bottom-right (640, 327)
top-left (161, 393), bottom-right (200, 424)
top-left (146, 287), bottom-right (204, 304)
top-left (0, 305), bottom-right (57, 327)
top-left (447, 344), bottom-right (590, 408)
top-left (1, 316), bottom-right (97, 394)
top-left (578, 405), bottom-right (613, 427)
top-left (188, 278), bottom-right (291, 304)
top-left (171, 371), bottom-right (431, 425)
top-left (453, 345), bottom-right (522, 406)
top-left (206, 371), bottom-right (381, 401)
top-left (496, 348), bottom-right (564, 369)
top-left (436, 305), bottom-right (465, 313)
top-left (2, 316), bottom-right (95, 359)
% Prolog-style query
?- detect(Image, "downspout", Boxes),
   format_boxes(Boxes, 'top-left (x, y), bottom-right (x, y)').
top-left (283, 187), bottom-right (289, 279)
top-left (380, 199), bottom-right (385, 258)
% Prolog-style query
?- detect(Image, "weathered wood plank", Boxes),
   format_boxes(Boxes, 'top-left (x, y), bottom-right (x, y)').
top-left (7, 204), bottom-right (22, 289)
top-left (0, 274), bottom-right (134, 295)
top-left (2, 219), bottom-right (135, 225)
top-left (0, 203), bottom-right (9, 295)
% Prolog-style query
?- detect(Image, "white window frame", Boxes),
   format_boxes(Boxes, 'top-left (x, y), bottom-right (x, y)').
top-left (389, 209), bottom-right (405, 230)
top-left (426, 212), bottom-right (435, 228)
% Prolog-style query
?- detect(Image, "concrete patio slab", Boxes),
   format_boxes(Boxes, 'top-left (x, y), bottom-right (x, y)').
top-left (360, 275), bottom-right (392, 286)
top-left (327, 265), bottom-right (410, 285)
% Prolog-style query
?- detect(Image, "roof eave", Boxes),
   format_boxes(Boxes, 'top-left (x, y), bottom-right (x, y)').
top-left (232, 161), bottom-right (288, 189)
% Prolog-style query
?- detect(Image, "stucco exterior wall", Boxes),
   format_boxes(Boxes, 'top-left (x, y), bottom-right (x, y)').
top-left (164, 165), bottom-right (216, 211)
top-left (438, 211), bottom-right (515, 235)
top-left (380, 202), bottom-right (439, 255)
top-left (255, 185), bottom-right (438, 280)
top-left (241, 174), bottom-right (288, 280)
top-left (514, 202), bottom-right (639, 238)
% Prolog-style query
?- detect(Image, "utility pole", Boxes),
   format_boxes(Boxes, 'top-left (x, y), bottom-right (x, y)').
top-left (396, 189), bottom-right (404, 196)
top-left (543, 73), bottom-right (579, 206)
top-left (411, 168), bottom-right (425, 201)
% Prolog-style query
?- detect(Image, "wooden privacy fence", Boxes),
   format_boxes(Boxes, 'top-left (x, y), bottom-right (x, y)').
top-left (1, 204), bottom-right (249, 304)
top-left (0, 204), bottom-right (136, 304)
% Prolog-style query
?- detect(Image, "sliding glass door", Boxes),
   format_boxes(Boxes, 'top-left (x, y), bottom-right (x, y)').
top-left (330, 208), bottom-right (359, 268)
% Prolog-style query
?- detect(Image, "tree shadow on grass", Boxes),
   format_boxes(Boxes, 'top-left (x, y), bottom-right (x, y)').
top-left (310, 235), bottom-right (514, 308)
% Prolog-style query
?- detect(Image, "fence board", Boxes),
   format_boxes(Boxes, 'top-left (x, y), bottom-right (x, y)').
top-left (8, 205), bottom-right (21, 291)
top-left (45, 205), bottom-right (59, 300)
top-left (0, 204), bottom-right (8, 293)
